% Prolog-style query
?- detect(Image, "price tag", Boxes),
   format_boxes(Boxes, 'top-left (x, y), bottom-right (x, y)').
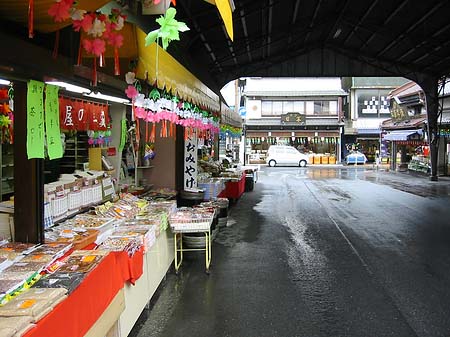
top-left (81, 255), bottom-right (96, 263)
top-left (19, 299), bottom-right (36, 309)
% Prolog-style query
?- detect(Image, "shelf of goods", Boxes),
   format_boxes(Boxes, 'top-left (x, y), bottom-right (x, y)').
top-left (408, 156), bottom-right (430, 174)
top-left (169, 207), bottom-right (215, 274)
top-left (0, 195), bottom-right (176, 337)
top-left (0, 144), bottom-right (14, 197)
top-left (217, 172), bottom-right (246, 201)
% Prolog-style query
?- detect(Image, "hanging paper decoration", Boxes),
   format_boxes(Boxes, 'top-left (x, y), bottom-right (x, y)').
top-left (59, 97), bottom-right (109, 131)
top-left (144, 7), bottom-right (189, 50)
top-left (48, 2), bottom-right (127, 82)
top-left (0, 87), bottom-right (13, 144)
top-left (28, 0), bottom-right (34, 38)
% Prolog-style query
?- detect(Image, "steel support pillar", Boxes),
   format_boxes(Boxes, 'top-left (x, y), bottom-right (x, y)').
top-left (419, 76), bottom-right (440, 181)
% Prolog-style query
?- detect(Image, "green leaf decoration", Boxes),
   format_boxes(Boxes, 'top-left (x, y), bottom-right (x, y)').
top-left (144, 7), bottom-right (190, 50)
top-left (0, 115), bottom-right (11, 127)
top-left (150, 88), bottom-right (161, 100)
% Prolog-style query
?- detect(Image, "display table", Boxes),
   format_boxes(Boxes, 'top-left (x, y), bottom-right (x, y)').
top-left (23, 231), bottom-right (174, 337)
top-left (218, 173), bottom-right (245, 202)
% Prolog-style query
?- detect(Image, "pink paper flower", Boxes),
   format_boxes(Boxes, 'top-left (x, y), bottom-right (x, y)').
top-left (107, 32), bottom-right (124, 48)
top-left (91, 38), bottom-right (106, 56)
top-left (88, 138), bottom-right (94, 145)
top-left (135, 107), bottom-right (147, 119)
top-left (73, 14), bottom-right (93, 32)
top-left (125, 85), bottom-right (139, 99)
top-left (48, 0), bottom-right (74, 22)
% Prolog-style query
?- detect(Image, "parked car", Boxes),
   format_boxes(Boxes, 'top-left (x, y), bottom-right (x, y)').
top-left (345, 151), bottom-right (368, 165)
top-left (266, 145), bottom-right (309, 167)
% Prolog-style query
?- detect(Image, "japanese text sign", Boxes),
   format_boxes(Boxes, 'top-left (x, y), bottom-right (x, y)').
top-left (59, 97), bottom-right (109, 131)
top-left (184, 131), bottom-right (198, 190)
top-left (45, 85), bottom-right (64, 160)
top-left (27, 80), bottom-right (45, 159)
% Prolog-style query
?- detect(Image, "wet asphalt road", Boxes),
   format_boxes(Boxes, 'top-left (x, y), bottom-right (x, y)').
top-left (130, 167), bottom-right (450, 337)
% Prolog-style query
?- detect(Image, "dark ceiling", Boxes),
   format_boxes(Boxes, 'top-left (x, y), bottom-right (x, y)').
top-left (169, 0), bottom-right (450, 92)
top-left (1, 0), bottom-right (450, 95)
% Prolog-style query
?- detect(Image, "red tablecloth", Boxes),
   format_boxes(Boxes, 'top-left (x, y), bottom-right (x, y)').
top-left (218, 173), bottom-right (245, 200)
top-left (24, 248), bottom-right (144, 337)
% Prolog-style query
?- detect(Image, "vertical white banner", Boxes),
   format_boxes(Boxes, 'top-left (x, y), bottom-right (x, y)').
top-left (184, 131), bottom-right (198, 190)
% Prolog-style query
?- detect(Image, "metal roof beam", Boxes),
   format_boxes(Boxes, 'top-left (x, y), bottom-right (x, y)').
top-left (287, 0), bottom-right (301, 45)
top-left (303, 0), bottom-right (323, 45)
top-left (342, 0), bottom-right (379, 45)
top-left (359, 0), bottom-right (408, 51)
top-left (376, 1), bottom-right (445, 58)
top-left (398, 22), bottom-right (450, 62)
top-left (178, 0), bottom-right (221, 71)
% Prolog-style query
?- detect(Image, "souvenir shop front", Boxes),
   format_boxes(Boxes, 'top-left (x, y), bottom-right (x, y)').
top-left (245, 122), bottom-right (341, 164)
top-left (0, 3), bottom-right (241, 336)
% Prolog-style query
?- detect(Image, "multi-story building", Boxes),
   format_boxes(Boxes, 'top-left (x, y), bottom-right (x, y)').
top-left (382, 80), bottom-right (450, 175)
top-left (341, 77), bottom-right (409, 162)
top-left (242, 77), bottom-right (347, 164)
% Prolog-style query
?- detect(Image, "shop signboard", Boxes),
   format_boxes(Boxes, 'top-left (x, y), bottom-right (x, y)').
top-left (59, 97), bottom-right (109, 131)
top-left (280, 113), bottom-right (305, 125)
top-left (184, 131), bottom-right (198, 190)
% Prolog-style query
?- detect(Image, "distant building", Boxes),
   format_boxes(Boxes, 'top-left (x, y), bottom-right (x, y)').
top-left (382, 80), bottom-right (450, 175)
top-left (242, 78), bottom-right (347, 164)
top-left (341, 77), bottom-right (409, 162)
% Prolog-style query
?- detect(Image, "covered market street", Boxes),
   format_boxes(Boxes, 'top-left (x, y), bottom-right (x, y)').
top-left (130, 167), bottom-right (450, 337)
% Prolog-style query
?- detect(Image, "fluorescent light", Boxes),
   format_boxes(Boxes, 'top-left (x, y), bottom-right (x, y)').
top-left (46, 81), bottom-right (90, 94)
top-left (84, 92), bottom-right (129, 104)
top-left (0, 79), bottom-right (10, 85)
top-left (333, 28), bottom-right (342, 39)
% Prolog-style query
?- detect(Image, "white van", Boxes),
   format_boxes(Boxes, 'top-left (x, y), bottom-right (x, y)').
top-left (265, 145), bottom-right (309, 167)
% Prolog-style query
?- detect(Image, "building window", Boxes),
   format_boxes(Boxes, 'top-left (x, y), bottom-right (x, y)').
top-left (283, 101), bottom-right (294, 113)
top-left (272, 101), bottom-right (283, 115)
top-left (261, 101), bottom-right (273, 115)
top-left (294, 101), bottom-right (304, 113)
top-left (313, 101), bottom-right (331, 115)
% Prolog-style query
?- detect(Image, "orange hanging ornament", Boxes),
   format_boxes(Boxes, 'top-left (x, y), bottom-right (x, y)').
top-left (28, 0), bottom-right (34, 38)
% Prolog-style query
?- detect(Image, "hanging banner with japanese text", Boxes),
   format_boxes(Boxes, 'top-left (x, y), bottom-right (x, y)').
top-left (27, 80), bottom-right (45, 159)
top-left (184, 131), bottom-right (198, 190)
top-left (59, 97), bottom-right (109, 131)
top-left (45, 84), bottom-right (64, 160)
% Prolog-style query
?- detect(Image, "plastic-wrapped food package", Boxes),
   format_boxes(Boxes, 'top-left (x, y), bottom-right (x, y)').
top-left (0, 288), bottom-right (67, 322)
top-left (19, 288), bottom-right (67, 300)
top-left (2, 261), bottom-right (47, 274)
top-left (0, 243), bottom-right (37, 260)
top-left (32, 273), bottom-right (85, 294)
top-left (57, 254), bottom-right (104, 273)
top-left (0, 316), bottom-right (34, 337)
top-left (26, 243), bottom-right (72, 258)
top-left (0, 297), bottom-right (53, 322)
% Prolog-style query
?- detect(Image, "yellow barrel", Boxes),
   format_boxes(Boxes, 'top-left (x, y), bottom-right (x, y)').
top-left (313, 156), bottom-right (321, 164)
top-left (321, 156), bottom-right (329, 164)
top-left (329, 156), bottom-right (336, 164)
